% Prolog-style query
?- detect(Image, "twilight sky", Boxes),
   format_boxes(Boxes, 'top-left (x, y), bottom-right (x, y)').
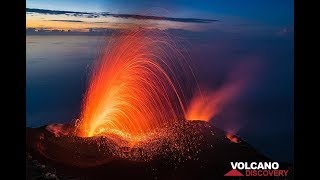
top-left (26, 0), bottom-right (293, 33)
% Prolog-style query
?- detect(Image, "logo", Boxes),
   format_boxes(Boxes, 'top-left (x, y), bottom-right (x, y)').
top-left (224, 162), bottom-right (289, 177)
top-left (224, 169), bottom-right (244, 176)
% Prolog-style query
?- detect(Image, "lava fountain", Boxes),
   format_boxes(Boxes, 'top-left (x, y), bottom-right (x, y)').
top-left (26, 28), bottom-right (267, 172)
top-left (76, 29), bottom-right (198, 143)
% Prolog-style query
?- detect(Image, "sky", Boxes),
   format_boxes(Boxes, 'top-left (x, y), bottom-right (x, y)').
top-left (26, 0), bottom-right (293, 33)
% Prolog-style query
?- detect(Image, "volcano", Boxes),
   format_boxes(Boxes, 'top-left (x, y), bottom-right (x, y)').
top-left (26, 121), bottom-right (293, 179)
top-left (26, 29), bottom-right (293, 179)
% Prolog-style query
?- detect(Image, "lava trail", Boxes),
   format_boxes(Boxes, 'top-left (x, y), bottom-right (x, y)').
top-left (76, 29), bottom-right (198, 143)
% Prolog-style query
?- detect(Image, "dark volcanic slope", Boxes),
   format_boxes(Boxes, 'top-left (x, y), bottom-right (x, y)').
top-left (26, 121), bottom-right (292, 179)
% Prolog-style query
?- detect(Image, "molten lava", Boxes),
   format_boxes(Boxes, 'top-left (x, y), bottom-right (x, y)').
top-left (226, 133), bottom-right (240, 143)
top-left (76, 27), bottom-right (246, 147)
top-left (27, 28), bottom-right (256, 170)
top-left (76, 29), bottom-right (197, 143)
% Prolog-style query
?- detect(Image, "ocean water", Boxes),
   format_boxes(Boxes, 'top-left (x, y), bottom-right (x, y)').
top-left (27, 35), bottom-right (106, 127)
top-left (26, 33), bottom-right (293, 162)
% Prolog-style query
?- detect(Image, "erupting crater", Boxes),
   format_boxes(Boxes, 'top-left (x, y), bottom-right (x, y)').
top-left (75, 29), bottom-right (197, 144)
top-left (26, 28), bottom-right (291, 179)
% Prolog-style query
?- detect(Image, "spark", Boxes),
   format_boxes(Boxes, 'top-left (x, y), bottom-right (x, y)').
top-left (76, 28), bottom-right (197, 145)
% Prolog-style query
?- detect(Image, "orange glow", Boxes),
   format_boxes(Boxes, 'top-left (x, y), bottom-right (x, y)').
top-left (26, 18), bottom-right (123, 31)
top-left (185, 78), bottom-right (244, 121)
top-left (26, 14), bottom-right (203, 32)
top-left (76, 28), bottom-right (197, 143)
top-left (226, 133), bottom-right (239, 143)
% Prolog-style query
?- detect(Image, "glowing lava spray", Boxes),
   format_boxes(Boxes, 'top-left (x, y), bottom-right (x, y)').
top-left (76, 29), bottom-right (198, 142)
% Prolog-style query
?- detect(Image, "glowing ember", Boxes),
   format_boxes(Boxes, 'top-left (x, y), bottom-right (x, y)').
top-left (75, 27), bottom-right (246, 152)
top-left (226, 133), bottom-right (240, 143)
top-left (76, 29), bottom-right (197, 144)
top-left (27, 26), bottom-right (261, 171)
top-left (46, 124), bottom-right (71, 137)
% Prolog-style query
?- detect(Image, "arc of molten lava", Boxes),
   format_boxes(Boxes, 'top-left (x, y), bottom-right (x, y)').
top-left (77, 29), bottom-right (197, 141)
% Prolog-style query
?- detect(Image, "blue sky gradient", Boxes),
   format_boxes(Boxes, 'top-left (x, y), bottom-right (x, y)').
top-left (27, 0), bottom-right (293, 25)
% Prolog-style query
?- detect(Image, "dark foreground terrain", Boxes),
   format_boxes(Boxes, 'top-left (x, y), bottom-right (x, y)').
top-left (26, 121), bottom-right (293, 179)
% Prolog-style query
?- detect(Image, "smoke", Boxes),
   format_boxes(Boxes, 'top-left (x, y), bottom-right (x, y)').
top-left (185, 57), bottom-right (262, 124)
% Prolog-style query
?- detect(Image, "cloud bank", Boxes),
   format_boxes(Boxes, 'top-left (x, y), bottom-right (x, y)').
top-left (26, 8), bottom-right (219, 24)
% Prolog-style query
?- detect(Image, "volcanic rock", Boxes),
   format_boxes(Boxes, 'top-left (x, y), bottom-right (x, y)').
top-left (26, 121), bottom-right (292, 179)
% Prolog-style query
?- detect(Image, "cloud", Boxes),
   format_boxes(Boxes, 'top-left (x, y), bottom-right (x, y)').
top-left (26, 8), bottom-right (91, 16)
top-left (26, 8), bottom-right (219, 24)
top-left (276, 26), bottom-right (293, 36)
top-left (48, 20), bottom-right (84, 23)
top-left (106, 14), bottom-right (217, 23)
